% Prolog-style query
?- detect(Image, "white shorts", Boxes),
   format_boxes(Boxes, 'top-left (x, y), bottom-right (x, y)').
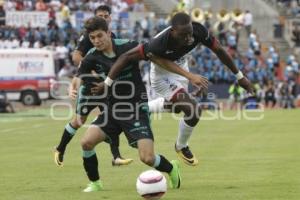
top-left (150, 57), bottom-right (189, 101)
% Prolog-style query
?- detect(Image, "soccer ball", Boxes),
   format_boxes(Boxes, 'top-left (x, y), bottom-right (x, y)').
top-left (136, 170), bottom-right (167, 200)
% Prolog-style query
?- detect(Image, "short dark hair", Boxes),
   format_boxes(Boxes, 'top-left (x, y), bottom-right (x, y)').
top-left (84, 16), bottom-right (108, 34)
top-left (171, 12), bottom-right (191, 27)
top-left (94, 5), bottom-right (111, 15)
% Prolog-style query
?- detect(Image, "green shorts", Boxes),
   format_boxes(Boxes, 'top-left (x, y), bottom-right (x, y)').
top-left (92, 104), bottom-right (153, 148)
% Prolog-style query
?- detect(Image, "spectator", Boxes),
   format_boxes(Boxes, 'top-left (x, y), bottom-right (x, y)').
top-left (35, 0), bottom-right (48, 11)
top-left (88, 0), bottom-right (102, 12)
top-left (50, 0), bottom-right (61, 11)
top-left (291, 25), bottom-right (300, 47)
top-left (4, 0), bottom-right (16, 11)
top-left (23, 0), bottom-right (33, 11)
top-left (249, 30), bottom-right (257, 49)
top-left (15, 0), bottom-right (24, 11)
top-left (133, 0), bottom-right (146, 12)
top-left (33, 40), bottom-right (43, 48)
top-left (114, 0), bottom-right (129, 13)
top-left (55, 42), bottom-right (69, 73)
top-left (280, 80), bottom-right (295, 108)
top-left (0, 1), bottom-right (5, 26)
top-left (0, 38), bottom-right (4, 48)
top-left (243, 10), bottom-right (253, 36)
top-left (11, 36), bottom-right (19, 48)
top-left (227, 31), bottom-right (237, 51)
top-left (21, 39), bottom-right (30, 48)
top-left (58, 62), bottom-right (75, 78)
top-left (17, 25), bottom-right (27, 40)
top-left (141, 16), bottom-right (152, 40)
top-left (228, 82), bottom-right (245, 110)
top-left (3, 38), bottom-right (13, 48)
top-left (176, 0), bottom-right (186, 12)
top-left (271, 49), bottom-right (280, 68)
top-left (253, 40), bottom-right (261, 56)
top-left (217, 21), bottom-right (227, 46)
top-left (264, 80), bottom-right (277, 108)
top-left (203, 13), bottom-right (212, 30)
top-left (156, 17), bottom-right (168, 33)
top-left (48, 6), bottom-right (56, 20)
top-left (60, 1), bottom-right (70, 21)
top-left (290, 0), bottom-right (300, 16)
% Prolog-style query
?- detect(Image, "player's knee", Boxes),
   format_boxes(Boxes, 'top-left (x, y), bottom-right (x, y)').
top-left (190, 103), bottom-right (201, 118)
top-left (196, 104), bottom-right (202, 118)
top-left (181, 104), bottom-right (198, 118)
top-left (140, 154), bottom-right (155, 166)
top-left (71, 116), bottom-right (87, 128)
top-left (172, 105), bottom-right (181, 113)
top-left (184, 105), bottom-right (202, 127)
top-left (80, 138), bottom-right (94, 150)
top-left (71, 120), bottom-right (82, 129)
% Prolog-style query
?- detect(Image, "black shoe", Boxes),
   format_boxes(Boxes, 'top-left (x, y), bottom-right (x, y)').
top-left (175, 144), bottom-right (198, 166)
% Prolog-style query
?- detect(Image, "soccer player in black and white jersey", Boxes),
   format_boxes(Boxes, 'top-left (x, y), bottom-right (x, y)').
top-left (103, 12), bottom-right (255, 166)
top-left (54, 5), bottom-right (133, 167)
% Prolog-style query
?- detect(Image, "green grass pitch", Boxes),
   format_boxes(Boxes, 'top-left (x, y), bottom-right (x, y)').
top-left (0, 108), bottom-right (299, 200)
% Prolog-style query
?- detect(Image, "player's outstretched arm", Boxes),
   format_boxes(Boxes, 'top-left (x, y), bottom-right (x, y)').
top-left (211, 40), bottom-right (255, 95)
top-left (149, 54), bottom-right (208, 89)
top-left (68, 76), bottom-right (80, 100)
top-left (107, 46), bottom-right (144, 82)
top-left (69, 50), bottom-right (84, 99)
top-left (72, 50), bottom-right (83, 67)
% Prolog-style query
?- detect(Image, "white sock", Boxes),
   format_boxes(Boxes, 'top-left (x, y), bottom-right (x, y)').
top-left (176, 118), bottom-right (194, 150)
top-left (148, 97), bottom-right (165, 113)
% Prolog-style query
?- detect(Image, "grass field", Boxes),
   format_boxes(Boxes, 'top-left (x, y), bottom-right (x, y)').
top-left (0, 108), bottom-right (299, 200)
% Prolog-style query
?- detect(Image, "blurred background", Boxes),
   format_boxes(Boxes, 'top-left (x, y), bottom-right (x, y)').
top-left (0, 0), bottom-right (299, 112)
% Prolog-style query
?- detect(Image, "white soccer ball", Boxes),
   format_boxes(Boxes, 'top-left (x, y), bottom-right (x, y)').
top-left (136, 169), bottom-right (167, 200)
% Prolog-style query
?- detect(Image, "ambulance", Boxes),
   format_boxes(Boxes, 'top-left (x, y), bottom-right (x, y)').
top-left (0, 49), bottom-right (56, 105)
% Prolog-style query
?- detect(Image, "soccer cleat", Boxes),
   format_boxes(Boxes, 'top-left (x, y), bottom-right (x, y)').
top-left (175, 144), bottom-right (199, 166)
top-left (83, 180), bottom-right (103, 192)
top-left (54, 148), bottom-right (64, 167)
top-left (168, 160), bottom-right (181, 189)
top-left (112, 157), bottom-right (133, 166)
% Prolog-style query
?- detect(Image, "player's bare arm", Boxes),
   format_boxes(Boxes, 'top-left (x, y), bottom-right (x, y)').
top-left (72, 50), bottom-right (83, 66)
top-left (68, 77), bottom-right (80, 100)
top-left (106, 45), bottom-right (208, 90)
top-left (210, 39), bottom-right (255, 95)
top-left (149, 53), bottom-right (208, 90)
top-left (68, 50), bottom-right (84, 99)
top-left (106, 46), bottom-right (143, 80)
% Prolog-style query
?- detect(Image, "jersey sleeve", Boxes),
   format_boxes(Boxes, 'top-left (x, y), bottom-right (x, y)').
top-left (75, 34), bottom-right (91, 56)
top-left (125, 40), bottom-right (139, 50)
top-left (111, 32), bottom-right (117, 39)
top-left (76, 59), bottom-right (92, 78)
top-left (115, 39), bottom-right (139, 55)
top-left (193, 22), bottom-right (217, 50)
top-left (141, 38), bottom-right (165, 60)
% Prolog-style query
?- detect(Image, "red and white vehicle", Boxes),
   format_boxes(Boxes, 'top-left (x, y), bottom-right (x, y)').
top-left (0, 49), bottom-right (56, 105)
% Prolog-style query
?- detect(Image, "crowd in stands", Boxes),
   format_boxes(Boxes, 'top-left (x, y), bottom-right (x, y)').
top-left (265, 0), bottom-right (300, 17)
top-left (263, 0), bottom-right (300, 67)
top-left (0, 0), bottom-right (145, 12)
top-left (276, 0), bottom-right (300, 16)
top-left (227, 76), bottom-right (298, 109)
top-left (0, 0), bottom-right (152, 74)
top-left (190, 26), bottom-right (299, 109)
